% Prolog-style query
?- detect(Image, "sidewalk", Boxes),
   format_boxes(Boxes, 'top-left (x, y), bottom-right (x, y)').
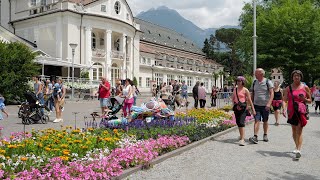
top-left (128, 113), bottom-right (320, 180)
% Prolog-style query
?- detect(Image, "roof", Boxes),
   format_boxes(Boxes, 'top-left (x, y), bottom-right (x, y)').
top-left (135, 18), bottom-right (205, 55)
top-left (67, 0), bottom-right (98, 5)
top-left (0, 25), bottom-right (37, 49)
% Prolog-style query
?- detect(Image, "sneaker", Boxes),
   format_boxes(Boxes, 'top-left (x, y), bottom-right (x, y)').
top-left (239, 139), bottom-right (245, 146)
top-left (292, 149), bottom-right (298, 154)
top-left (263, 134), bottom-right (269, 142)
top-left (274, 122), bottom-right (279, 126)
top-left (53, 119), bottom-right (63, 123)
top-left (249, 136), bottom-right (258, 144)
top-left (296, 151), bottom-right (301, 159)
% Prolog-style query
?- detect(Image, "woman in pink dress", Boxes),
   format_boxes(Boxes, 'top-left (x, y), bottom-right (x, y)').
top-left (283, 70), bottom-right (311, 159)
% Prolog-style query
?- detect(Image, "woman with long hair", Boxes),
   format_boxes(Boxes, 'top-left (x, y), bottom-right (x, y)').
top-left (121, 78), bottom-right (134, 117)
top-left (232, 76), bottom-right (255, 146)
top-left (283, 70), bottom-right (311, 159)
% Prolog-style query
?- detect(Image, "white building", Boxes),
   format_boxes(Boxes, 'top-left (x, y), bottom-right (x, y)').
top-left (0, 0), bottom-right (223, 93)
top-left (271, 68), bottom-right (283, 84)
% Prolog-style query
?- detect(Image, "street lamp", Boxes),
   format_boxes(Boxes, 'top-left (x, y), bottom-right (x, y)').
top-left (69, 43), bottom-right (78, 100)
top-left (253, 0), bottom-right (257, 77)
top-left (151, 65), bottom-right (154, 81)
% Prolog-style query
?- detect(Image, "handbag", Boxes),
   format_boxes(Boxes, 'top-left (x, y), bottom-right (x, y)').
top-left (124, 97), bottom-right (134, 104)
top-left (289, 85), bottom-right (309, 120)
top-left (233, 88), bottom-right (247, 111)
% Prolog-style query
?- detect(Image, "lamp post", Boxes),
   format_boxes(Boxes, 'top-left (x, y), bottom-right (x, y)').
top-left (253, 0), bottom-right (257, 77)
top-left (151, 65), bottom-right (154, 81)
top-left (69, 43), bottom-right (78, 100)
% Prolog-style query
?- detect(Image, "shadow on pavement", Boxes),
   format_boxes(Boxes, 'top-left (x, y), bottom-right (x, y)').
top-left (212, 138), bottom-right (239, 145)
top-left (256, 150), bottom-right (292, 158)
top-left (266, 171), bottom-right (320, 180)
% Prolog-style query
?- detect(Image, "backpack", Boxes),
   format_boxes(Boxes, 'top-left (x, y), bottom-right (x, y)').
top-left (252, 79), bottom-right (270, 94)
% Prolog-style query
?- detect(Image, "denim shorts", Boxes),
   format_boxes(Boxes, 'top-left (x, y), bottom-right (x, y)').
top-left (254, 105), bottom-right (270, 122)
top-left (100, 98), bottom-right (110, 108)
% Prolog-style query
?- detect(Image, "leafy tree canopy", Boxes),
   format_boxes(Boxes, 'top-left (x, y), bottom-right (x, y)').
top-left (0, 41), bottom-right (40, 104)
top-left (238, 0), bottom-right (320, 84)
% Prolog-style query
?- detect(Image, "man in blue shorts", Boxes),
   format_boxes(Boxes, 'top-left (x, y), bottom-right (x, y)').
top-left (249, 68), bottom-right (274, 144)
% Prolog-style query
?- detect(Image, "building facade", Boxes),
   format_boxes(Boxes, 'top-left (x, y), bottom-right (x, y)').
top-left (1, 0), bottom-right (223, 93)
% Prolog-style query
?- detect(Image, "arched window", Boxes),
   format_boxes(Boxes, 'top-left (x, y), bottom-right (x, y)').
top-left (114, 1), bottom-right (121, 14)
top-left (92, 33), bottom-right (96, 50)
top-left (92, 63), bottom-right (103, 80)
top-left (114, 39), bottom-right (120, 51)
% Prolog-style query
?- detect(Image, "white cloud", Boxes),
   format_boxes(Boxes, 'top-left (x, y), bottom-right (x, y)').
top-left (127, 0), bottom-right (250, 29)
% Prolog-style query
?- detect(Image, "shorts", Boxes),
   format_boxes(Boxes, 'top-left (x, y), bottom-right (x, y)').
top-left (100, 98), bottom-right (110, 108)
top-left (181, 93), bottom-right (188, 99)
top-left (254, 105), bottom-right (270, 122)
top-left (272, 103), bottom-right (282, 111)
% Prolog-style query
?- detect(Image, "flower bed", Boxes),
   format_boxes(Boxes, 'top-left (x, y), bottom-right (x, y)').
top-left (0, 108), bottom-right (233, 179)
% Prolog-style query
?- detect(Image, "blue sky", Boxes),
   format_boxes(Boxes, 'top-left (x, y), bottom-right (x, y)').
top-left (127, 0), bottom-right (250, 29)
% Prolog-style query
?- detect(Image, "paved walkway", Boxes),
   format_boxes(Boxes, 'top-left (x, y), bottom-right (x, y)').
top-left (128, 113), bottom-right (320, 180)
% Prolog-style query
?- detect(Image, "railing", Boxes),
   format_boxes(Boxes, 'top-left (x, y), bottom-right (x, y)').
top-left (155, 54), bottom-right (166, 60)
top-left (111, 51), bottom-right (124, 60)
top-left (92, 49), bottom-right (106, 58)
top-left (187, 59), bottom-right (194, 65)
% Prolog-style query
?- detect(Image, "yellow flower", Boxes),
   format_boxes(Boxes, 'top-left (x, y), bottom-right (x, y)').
top-left (6, 156), bottom-right (10, 159)
top-left (45, 147), bottom-right (51, 151)
top-left (66, 138), bottom-right (72, 141)
top-left (104, 137), bottom-right (112, 142)
top-left (87, 128), bottom-right (94, 131)
top-left (37, 143), bottom-right (43, 148)
top-left (62, 149), bottom-right (70, 155)
top-left (113, 129), bottom-right (118, 134)
top-left (72, 129), bottom-right (81, 134)
top-left (59, 156), bottom-right (69, 161)
top-left (0, 149), bottom-right (5, 154)
top-left (80, 145), bottom-right (88, 149)
top-left (60, 144), bottom-right (68, 149)
top-left (57, 134), bottom-right (63, 138)
top-left (20, 157), bottom-right (28, 161)
top-left (73, 140), bottom-right (82, 143)
top-left (9, 136), bottom-right (15, 140)
top-left (8, 145), bottom-right (17, 149)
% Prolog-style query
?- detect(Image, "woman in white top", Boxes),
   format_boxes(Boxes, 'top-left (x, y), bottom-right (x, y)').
top-left (121, 78), bottom-right (134, 117)
top-left (313, 86), bottom-right (320, 114)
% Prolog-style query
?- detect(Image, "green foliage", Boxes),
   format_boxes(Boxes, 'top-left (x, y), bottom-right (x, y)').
top-left (244, 74), bottom-right (254, 89)
top-left (80, 71), bottom-right (89, 78)
top-left (133, 77), bottom-right (138, 86)
top-left (0, 41), bottom-right (40, 104)
top-left (238, 0), bottom-right (320, 84)
top-left (212, 72), bottom-right (219, 87)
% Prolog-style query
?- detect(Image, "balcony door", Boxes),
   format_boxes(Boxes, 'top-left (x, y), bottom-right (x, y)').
top-left (92, 63), bottom-right (103, 81)
top-left (111, 63), bottom-right (120, 86)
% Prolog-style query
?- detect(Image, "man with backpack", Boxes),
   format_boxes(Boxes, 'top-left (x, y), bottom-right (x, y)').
top-left (249, 68), bottom-right (274, 144)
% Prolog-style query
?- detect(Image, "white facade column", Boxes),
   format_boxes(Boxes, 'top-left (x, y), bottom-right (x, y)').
top-left (105, 30), bottom-right (112, 80)
top-left (56, 16), bottom-right (62, 58)
top-left (128, 37), bottom-right (133, 79)
top-left (163, 74), bottom-right (167, 85)
top-left (85, 27), bottom-right (92, 80)
top-left (122, 34), bottom-right (127, 79)
top-left (208, 78), bottom-right (212, 92)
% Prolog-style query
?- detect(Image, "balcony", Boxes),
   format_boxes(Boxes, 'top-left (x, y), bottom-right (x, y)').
top-left (92, 49), bottom-right (106, 58)
top-left (111, 50), bottom-right (124, 60)
top-left (204, 64), bottom-right (210, 68)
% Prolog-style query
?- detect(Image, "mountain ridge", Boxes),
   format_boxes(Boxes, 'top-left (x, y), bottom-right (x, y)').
top-left (136, 6), bottom-right (240, 49)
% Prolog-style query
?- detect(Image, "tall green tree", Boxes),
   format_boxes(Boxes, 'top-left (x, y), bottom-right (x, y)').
top-left (238, 0), bottom-right (320, 84)
top-left (212, 72), bottom-right (219, 87)
top-left (0, 41), bottom-right (40, 104)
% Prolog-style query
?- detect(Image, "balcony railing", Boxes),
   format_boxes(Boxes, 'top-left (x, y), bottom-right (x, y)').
top-left (111, 50), bottom-right (124, 60)
top-left (177, 58), bottom-right (185, 63)
top-left (166, 56), bottom-right (176, 62)
top-left (204, 64), bottom-right (210, 68)
top-left (92, 49), bottom-right (106, 58)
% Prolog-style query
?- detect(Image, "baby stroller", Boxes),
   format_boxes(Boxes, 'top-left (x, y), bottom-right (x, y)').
top-left (90, 97), bottom-right (124, 128)
top-left (161, 93), bottom-right (175, 111)
top-left (18, 92), bottom-right (49, 125)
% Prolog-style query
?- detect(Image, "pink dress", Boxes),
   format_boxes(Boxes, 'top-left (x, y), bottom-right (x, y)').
top-left (287, 86), bottom-right (307, 127)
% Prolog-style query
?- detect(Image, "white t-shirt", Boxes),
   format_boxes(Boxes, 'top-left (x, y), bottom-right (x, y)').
top-left (123, 84), bottom-right (133, 99)
top-left (313, 90), bottom-right (320, 101)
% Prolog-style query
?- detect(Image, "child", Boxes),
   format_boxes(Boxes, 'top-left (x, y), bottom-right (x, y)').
top-left (0, 94), bottom-right (9, 120)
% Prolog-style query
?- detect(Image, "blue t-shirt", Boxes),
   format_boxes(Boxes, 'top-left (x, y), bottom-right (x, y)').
top-left (53, 83), bottom-right (62, 98)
